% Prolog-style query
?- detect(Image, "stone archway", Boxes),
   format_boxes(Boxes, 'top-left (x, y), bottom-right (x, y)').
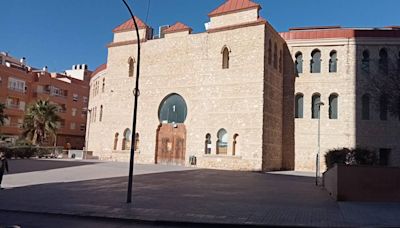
top-left (155, 94), bottom-right (187, 165)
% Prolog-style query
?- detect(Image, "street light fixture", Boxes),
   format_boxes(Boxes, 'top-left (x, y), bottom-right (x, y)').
top-left (316, 101), bottom-right (324, 186)
top-left (121, 0), bottom-right (141, 204)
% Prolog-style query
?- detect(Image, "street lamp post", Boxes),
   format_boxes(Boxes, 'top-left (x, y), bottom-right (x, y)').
top-left (121, 0), bottom-right (141, 204)
top-left (316, 101), bottom-right (324, 186)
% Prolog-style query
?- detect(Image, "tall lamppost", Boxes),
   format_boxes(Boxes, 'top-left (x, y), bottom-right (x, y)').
top-left (316, 101), bottom-right (324, 186)
top-left (121, 0), bottom-right (141, 204)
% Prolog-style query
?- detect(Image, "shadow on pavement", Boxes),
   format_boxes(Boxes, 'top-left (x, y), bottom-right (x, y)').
top-left (7, 159), bottom-right (97, 174)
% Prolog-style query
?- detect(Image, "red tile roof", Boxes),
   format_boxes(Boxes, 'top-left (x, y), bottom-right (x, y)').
top-left (164, 22), bottom-right (192, 34)
top-left (113, 17), bottom-right (148, 33)
top-left (280, 28), bottom-right (400, 40)
top-left (208, 0), bottom-right (261, 17)
top-left (91, 64), bottom-right (107, 78)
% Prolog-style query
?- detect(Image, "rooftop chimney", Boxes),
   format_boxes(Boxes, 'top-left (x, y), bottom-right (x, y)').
top-left (20, 57), bottom-right (26, 65)
top-left (43, 66), bottom-right (48, 72)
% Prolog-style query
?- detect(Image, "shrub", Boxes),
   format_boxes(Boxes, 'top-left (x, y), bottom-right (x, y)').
top-left (325, 148), bottom-right (351, 169)
top-left (325, 147), bottom-right (377, 170)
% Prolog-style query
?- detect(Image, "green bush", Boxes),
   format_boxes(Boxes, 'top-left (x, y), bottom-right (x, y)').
top-left (325, 148), bottom-right (351, 169)
top-left (325, 147), bottom-right (377, 170)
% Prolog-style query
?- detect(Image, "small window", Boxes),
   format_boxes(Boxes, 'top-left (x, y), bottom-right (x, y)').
top-left (102, 78), bottom-right (105, 93)
top-left (273, 43), bottom-right (278, 69)
top-left (83, 96), bottom-right (88, 103)
top-left (113, 133), bottom-right (119, 150)
top-left (71, 108), bottom-right (77, 117)
top-left (122, 128), bottom-right (131, 150)
top-left (99, 105), bottom-right (103, 122)
top-left (216, 128), bottom-right (228, 155)
top-left (329, 50), bottom-right (337, 73)
top-left (361, 94), bottom-right (370, 120)
top-left (268, 39), bottom-right (272, 65)
top-left (380, 94), bottom-right (388, 121)
top-left (379, 48), bottom-right (388, 75)
top-left (295, 93), bottom-right (304, 118)
top-left (70, 122), bottom-right (76, 130)
top-left (312, 93), bottom-right (321, 119)
top-left (80, 124), bottom-right (86, 132)
top-left (205, 133), bottom-right (211, 154)
top-left (222, 46), bottom-right (230, 69)
top-left (279, 50), bottom-right (283, 73)
top-left (361, 50), bottom-right (370, 74)
top-left (128, 57), bottom-right (135, 77)
top-left (310, 49), bottom-right (321, 73)
top-left (232, 133), bottom-right (239, 156)
top-left (295, 52), bottom-right (303, 74)
top-left (73, 93), bottom-right (78, 101)
top-left (329, 94), bottom-right (338, 119)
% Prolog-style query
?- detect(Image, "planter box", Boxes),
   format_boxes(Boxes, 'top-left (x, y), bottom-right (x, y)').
top-left (323, 164), bottom-right (400, 202)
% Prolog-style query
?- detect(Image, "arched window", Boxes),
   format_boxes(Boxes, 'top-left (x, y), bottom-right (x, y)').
top-left (216, 128), bottom-right (228, 155)
top-left (295, 93), bottom-right (304, 118)
top-left (379, 48), bottom-right (388, 75)
top-left (134, 132), bottom-right (140, 152)
top-left (268, 39), bottom-right (272, 65)
top-left (232, 133), bottom-right (239, 156)
top-left (361, 50), bottom-right (370, 74)
top-left (279, 50), bottom-right (283, 73)
top-left (273, 43), bottom-right (278, 69)
top-left (310, 49), bottom-right (321, 73)
top-left (102, 78), bottom-right (105, 93)
top-left (222, 46), bottom-right (230, 69)
top-left (329, 50), bottom-right (338, 73)
top-left (295, 52), bottom-right (303, 74)
top-left (122, 128), bottom-right (131, 150)
top-left (113, 133), bottom-right (119, 150)
top-left (329, 94), bottom-right (338, 119)
top-left (158, 94), bottom-right (187, 124)
top-left (312, 93), bottom-right (321, 119)
top-left (99, 105), bottom-right (103, 122)
top-left (362, 94), bottom-right (370, 120)
top-left (380, 94), bottom-right (388, 121)
top-left (205, 133), bottom-right (211, 154)
top-left (128, 57), bottom-right (135, 77)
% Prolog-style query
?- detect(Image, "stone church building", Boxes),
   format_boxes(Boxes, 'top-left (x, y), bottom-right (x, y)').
top-left (87, 0), bottom-right (400, 171)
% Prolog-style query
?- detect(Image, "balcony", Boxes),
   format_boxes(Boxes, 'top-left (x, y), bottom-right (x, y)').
top-left (8, 86), bottom-right (26, 93)
top-left (6, 103), bottom-right (25, 111)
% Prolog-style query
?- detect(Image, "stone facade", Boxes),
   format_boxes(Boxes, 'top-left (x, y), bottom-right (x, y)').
top-left (87, 0), bottom-right (292, 171)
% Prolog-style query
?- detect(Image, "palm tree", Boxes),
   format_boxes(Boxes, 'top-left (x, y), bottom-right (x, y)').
top-left (22, 100), bottom-right (61, 146)
top-left (0, 103), bottom-right (7, 126)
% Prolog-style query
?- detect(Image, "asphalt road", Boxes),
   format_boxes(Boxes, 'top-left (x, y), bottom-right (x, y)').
top-left (6, 159), bottom-right (96, 174)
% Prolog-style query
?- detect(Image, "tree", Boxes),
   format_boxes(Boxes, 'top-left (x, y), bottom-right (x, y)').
top-left (364, 49), bottom-right (400, 119)
top-left (22, 100), bottom-right (61, 146)
top-left (0, 103), bottom-right (7, 126)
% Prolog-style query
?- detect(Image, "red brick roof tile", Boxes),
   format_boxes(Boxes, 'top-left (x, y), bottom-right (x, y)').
top-left (113, 17), bottom-right (148, 33)
top-left (208, 0), bottom-right (261, 17)
top-left (91, 64), bottom-right (106, 78)
top-left (164, 22), bottom-right (192, 34)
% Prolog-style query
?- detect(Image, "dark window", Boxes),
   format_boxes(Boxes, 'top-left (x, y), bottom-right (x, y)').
top-left (232, 133), bottom-right (239, 156)
top-left (158, 94), bottom-right (187, 124)
top-left (102, 78), bottom-right (105, 93)
top-left (361, 50), bottom-right (370, 74)
top-left (113, 133), bottom-right (119, 150)
top-left (379, 148), bottom-right (391, 166)
top-left (295, 94), bottom-right (304, 118)
top-left (99, 105), bottom-right (103, 122)
top-left (380, 94), bottom-right (388, 120)
top-left (128, 58), bottom-right (135, 77)
top-left (273, 43), bottom-right (278, 69)
top-left (379, 48), bottom-right (388, 75)
top-left (216, 128), bottom-right (228, 155)
top-left (268, 40), bottom-right (272, 65)
top-left (295, 52), bottom-right (303, 74)
top-left (361, 94), bottom-right (370, 120)
top-left (312, 94), bottom-right (321, 119)
top-left (205, 133), bottom-right (211, 155)
top-left (310, 49), bottom-right (321, 73)
top-left (329, 50), bottom-right (337, 73)
top-left (329, 94), bottom-right (338, 119)
top-left (222, 47), bottom-right (230, 69)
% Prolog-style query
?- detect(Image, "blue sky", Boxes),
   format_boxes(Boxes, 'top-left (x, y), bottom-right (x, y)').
top-left (1, 0), bottom-right (399, 72)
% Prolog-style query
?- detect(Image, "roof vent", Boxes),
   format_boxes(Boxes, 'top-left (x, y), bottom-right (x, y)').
top-left (20, 57), bottom-right (26, 65)
top-left (43, 66), bottom-right (48, 72)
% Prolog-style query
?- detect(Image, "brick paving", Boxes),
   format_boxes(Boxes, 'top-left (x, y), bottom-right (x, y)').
top-left (0, 160), bottom-right (399, 227)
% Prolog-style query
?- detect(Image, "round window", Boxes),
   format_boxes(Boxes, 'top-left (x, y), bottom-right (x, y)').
top-left (158, 94), bottom-right (187, 124)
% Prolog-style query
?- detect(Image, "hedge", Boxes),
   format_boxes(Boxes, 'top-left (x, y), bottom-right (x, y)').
top-left (0, 146), bottom-right (64, 159)
top-left (325, 147), bottom-right (377, 170)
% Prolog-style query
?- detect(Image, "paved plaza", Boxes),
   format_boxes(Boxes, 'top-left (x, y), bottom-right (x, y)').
top-left (0, 159), bottom-right (400, 227)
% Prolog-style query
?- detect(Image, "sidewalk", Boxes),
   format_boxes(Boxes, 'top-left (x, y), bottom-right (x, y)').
top-left (0, 161), bottom-right (399, 227)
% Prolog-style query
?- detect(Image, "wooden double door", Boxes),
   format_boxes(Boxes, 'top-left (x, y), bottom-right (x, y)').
top-left (155, 124), bottom-right (186, 165)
